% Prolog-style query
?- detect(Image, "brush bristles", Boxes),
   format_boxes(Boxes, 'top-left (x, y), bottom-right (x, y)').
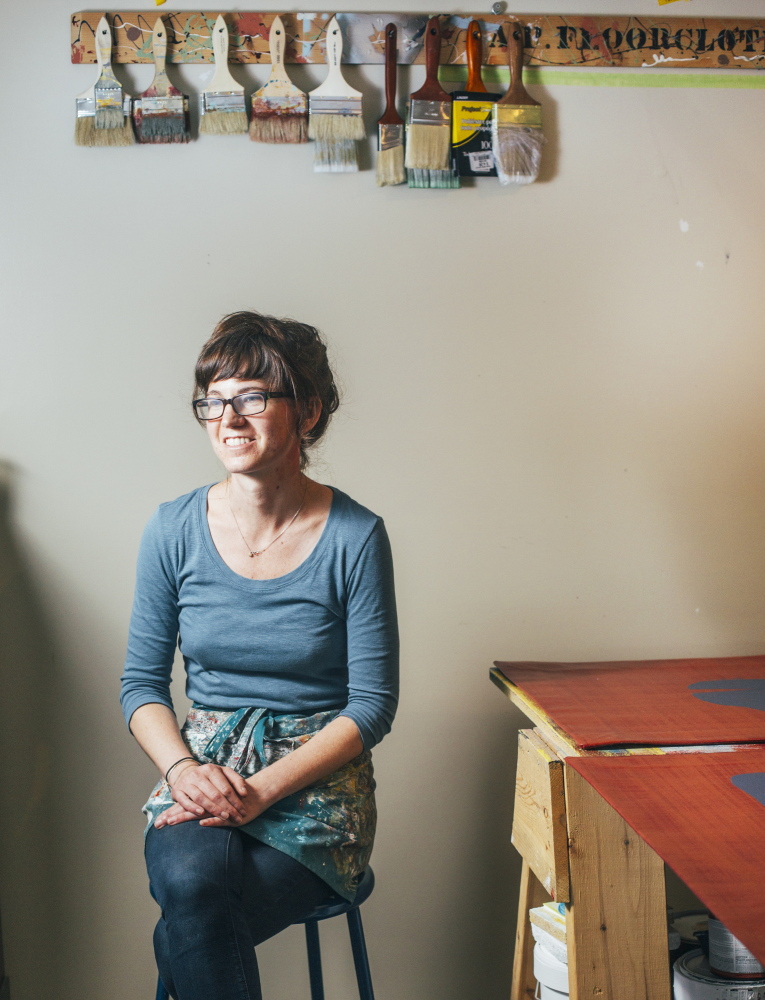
top-left (200, 110), bottom-right (248, 135)
top-left (491, 126), bottom-right (545, 186)
top-left (136, 116), bottom-right (189, 144)
top-left (249, 113), bottom-right (308, 144)
top-left (406, 168), bottom-right (460, 189)
top-left (95, 106), bottom-right (125, 130)
top-left (404, 123), bottom-right (451, 171)
top-left (376, 145), bottom-right (405, 187)
top-left (313, 139), bottom-right (358, 173)
top-left (75, 115), bottom-right (135, 146)
top-left (308, 114), bottom-right (365, 142)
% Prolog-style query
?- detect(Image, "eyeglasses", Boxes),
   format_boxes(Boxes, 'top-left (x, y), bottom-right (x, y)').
top-left (192, 391), bottom-right (293, 421)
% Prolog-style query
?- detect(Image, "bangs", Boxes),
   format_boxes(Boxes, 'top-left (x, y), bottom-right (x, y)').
top-left (195, 331), bottom-right (293, 397)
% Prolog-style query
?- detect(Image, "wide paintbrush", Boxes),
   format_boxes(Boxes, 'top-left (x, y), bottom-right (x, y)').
top-left (199, 15), bottom-right (248, 135)
top-left (492, 20), bottom-right (545, 185)
top-left (132, 18), bottom-right (190, 143)
top-left (75, 16), bottom-right (134, 146)
top-left (405, 17), bottom-right (458, 189)
top-left (249, 15), bottom-right (308, 143)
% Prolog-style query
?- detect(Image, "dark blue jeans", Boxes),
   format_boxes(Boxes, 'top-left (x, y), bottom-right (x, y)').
top-left (145, 821), bottom-right (338, 1000)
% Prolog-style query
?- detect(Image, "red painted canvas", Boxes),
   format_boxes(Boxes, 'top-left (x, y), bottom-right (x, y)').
top-left (495, 656), bottom-right (765, 748)
top-left (568, 749), bottom-right (765, 964)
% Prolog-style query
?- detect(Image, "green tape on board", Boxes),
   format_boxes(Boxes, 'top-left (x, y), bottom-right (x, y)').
top-left (439, 66), bottom-right (765, 89)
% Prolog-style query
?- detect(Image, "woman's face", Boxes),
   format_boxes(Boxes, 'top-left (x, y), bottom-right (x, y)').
top-left (202, 376), bottom-right (300, 477)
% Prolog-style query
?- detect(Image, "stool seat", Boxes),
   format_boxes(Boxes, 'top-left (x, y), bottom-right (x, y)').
top-left (300, 867), bottom-right (375, 923)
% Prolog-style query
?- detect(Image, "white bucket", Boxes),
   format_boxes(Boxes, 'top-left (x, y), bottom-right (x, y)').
top-left (674, 950), bottom-right (765, 1000)
top-left (534, 943), bottom-right (569, 996)
top-left (537, 984), bottom-right (568, 1000)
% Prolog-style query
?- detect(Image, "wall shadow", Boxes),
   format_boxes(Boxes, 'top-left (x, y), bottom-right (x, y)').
top-left (0, 462), bottom-right (63, 1000)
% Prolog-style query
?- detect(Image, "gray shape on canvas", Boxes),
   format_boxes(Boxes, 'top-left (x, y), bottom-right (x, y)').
top-left (730, 772), bottom-right (765, 809)
top-left (688, 678), bottom-right (765, 712)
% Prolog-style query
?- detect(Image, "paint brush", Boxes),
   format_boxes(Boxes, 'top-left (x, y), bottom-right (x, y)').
top-left (405, 17), bottom-right (451, 172)
top-left (492, 20), bottom-right (545, 185)
top-left (249, 15), bottom-right (308, 143)
top-left (75, 17), bottom-right (134, 146)
top-left (451, 20), bottom-right (501, 177)
top-left (132, 18), bottom-right (189, 144)
top-left (199, 15), bottom-right (248, 136)
top-left (309, 16), bottom-right (364, 172)
top-left (405, 17), bottom-right (459, 189)
top-left (376, 24), bottom-right (405, 187)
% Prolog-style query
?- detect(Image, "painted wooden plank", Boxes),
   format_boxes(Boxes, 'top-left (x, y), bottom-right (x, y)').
top-left (510, 860), bottom-right (550, 1000)
top-left (564, 766), bottom-right (671, 1000)
top-left (71, 12), bottom-right (765, 67)
top-left (512, 729), bottom-right (570, 902)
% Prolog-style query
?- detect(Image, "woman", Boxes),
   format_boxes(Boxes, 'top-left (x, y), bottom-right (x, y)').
top-left (120, 311), bottom-right (399, 1000)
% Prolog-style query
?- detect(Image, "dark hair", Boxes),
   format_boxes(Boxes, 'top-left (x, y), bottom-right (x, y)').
top-left (194, 311), bottom-right (340, 468)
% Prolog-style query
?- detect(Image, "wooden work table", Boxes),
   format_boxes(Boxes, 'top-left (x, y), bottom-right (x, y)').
top-left (491, 665), bottom-right (675, 1000)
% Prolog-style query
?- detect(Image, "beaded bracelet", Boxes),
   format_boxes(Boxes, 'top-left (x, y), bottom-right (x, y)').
top-left (165, 756), bottom-right (199, 784)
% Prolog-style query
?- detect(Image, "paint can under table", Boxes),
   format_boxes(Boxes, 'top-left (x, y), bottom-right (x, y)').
top-left (674, 950), bottom-right (765, 1000)
top-left (709, 919), bottom-right (765, 980)
top-left (534, 943), bottom-right (569, 999)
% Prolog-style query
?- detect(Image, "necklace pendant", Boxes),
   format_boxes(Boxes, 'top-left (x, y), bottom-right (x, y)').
top-left (249, 552), bottom-right (255, 558)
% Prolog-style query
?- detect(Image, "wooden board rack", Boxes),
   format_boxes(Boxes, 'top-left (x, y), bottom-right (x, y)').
top-left (71, 11), bottom-right (765, 67)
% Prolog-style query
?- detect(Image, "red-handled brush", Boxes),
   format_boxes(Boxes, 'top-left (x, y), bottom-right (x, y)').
top-left (376, 24), bottom-right (405, 187)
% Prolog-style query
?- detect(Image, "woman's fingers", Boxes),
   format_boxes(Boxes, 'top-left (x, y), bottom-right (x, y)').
top-left (221, 766), bottom-right (249, 798)
top-left (156, 804), bottom-right (200, 828)
top-left (203, 769), bottom-right (248, 815)
top-left (173, 787), bottom-right (206, 817)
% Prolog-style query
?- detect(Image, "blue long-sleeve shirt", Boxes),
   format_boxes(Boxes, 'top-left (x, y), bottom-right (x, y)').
top-left (120, 485), bottom-right (399, 750)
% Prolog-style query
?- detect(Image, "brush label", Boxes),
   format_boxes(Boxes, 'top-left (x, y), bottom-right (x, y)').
top-left (451, 93), bottom-right (501, 177)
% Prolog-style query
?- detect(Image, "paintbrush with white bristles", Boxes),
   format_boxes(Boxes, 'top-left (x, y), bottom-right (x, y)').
top-left (492, 20), bottom-right (545, 185)
top-left (309, 16), bottom-right (364, 172)
top-left (200, 15), bottom-right (248, 135)
top-left (75, 16), bottom-right (133, 146)
top-left (132, 18), bottom-right (189, 144)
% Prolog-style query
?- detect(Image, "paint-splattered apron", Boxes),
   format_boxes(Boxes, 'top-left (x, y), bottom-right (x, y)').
top-left (142, 705), bottom-right (376, 902)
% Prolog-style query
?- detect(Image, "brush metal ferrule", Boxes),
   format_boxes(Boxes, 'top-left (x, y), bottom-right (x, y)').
top-left (408, 99), bottom-right (450, 127)
top-left (95, 84), bottom-right (123, 111)
top-left (140, 96), bottom-right (186, 115)
top-left (378, 123), bottom-right (404, 152)
top-left (76, 96), bottom-right (96, 118)
top-left (493, 105), bottom-right (543, 128)
top-left (202, 92), bottom-right (246, 114)
top-left (309, 97), bottom-right (362, 117)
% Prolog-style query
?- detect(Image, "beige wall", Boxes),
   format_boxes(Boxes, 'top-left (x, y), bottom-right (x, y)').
top-left (2, 0), bottom-right (764, 996)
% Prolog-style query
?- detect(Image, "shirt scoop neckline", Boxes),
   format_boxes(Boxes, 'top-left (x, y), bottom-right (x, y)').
top-left (198, 483), bottom-right (338, 590)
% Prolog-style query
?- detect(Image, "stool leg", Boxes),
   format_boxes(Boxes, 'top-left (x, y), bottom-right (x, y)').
top-left (155, 975), bottom-right (170, 1000)
top-left (304, 920), bottom-right (325, 1000)
top-left (346, 908), bottom-right (375, 1000)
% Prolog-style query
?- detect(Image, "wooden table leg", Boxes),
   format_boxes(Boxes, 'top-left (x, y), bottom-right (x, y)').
top-left (564, 766), bottom-right (671, 1000)
top-left (511, 860), bottom-right (550, 1000)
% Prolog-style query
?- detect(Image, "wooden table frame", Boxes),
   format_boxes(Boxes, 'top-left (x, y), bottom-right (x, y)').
top-left (491, 668), bottom-right (672, 1000)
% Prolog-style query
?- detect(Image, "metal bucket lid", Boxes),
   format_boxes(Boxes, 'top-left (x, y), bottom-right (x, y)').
top-left (674, 950), bottom-right (765, 999)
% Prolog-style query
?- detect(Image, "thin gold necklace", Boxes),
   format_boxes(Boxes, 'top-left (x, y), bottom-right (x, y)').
top-left (227, 477), bottom-right (309, 558)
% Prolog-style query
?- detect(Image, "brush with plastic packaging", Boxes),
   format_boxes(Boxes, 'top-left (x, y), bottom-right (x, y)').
top-left (309, 15), bottom-right (364, 172)
top-left (132, 18), bottom-right (190, 144)
top-left (492, 20), bottom-right (545, 185)
top-left (75, 16), bottom-right (134, 146)
top-left (200, 15), bottom-right (248, 136)
top-left (250, 15), bottom-right (308, 143)
top-left (405, 17), bottom-right (458, 189)
top-left (451, 20), bottom-right (501, 177)
top-left (376, 24), bottom-right (405, 186)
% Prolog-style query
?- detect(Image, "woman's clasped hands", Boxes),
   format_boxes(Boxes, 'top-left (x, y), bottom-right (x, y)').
top-left (155, 761), bottom-right (269, 829)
